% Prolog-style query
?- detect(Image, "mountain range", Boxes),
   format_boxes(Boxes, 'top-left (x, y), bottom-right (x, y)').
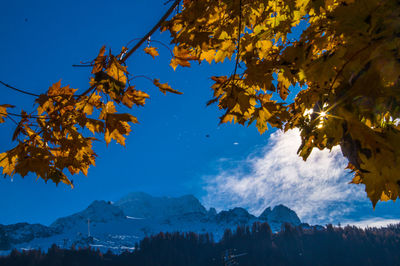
top-left (0, 192), bottom-right (309, 254)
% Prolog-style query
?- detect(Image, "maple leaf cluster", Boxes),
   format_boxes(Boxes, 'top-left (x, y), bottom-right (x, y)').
top-left (0, 44), bottom-right (181, 186)
top-left (163, 0), bottom-right (400, 206)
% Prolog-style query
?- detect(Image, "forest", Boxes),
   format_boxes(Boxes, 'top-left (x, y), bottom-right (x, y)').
top-left (2, 222), bottom-right (400, 265)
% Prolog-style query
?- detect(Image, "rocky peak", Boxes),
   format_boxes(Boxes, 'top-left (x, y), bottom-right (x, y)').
top-left (258, 205), bottom-right (301, 226)
top-left (216, 207), bottom-right (255, 225)
top-left (259, 207), bottom-right (272, 221)
top-left (208, 207), bottom-right (217, 216)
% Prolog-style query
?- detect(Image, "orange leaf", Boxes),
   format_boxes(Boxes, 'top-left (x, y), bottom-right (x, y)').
top-left (144, 47), bottom-right (159, 59)
top-left (122, 87), bottom-right (150, 108)
top-left (0, 152), bottom-right (17, 176)
top-left (153, 79), bottom-right (182, 95)
top-left (277, 73), bottom-right (291, 100)
top-left (0, 104), bottom-right (14, 123)
top-left (48, 80), bottom-right (77, 96)
top-left (200, 50), bottom-right (215, 64)
top-left (170, 47), bottom-right (198, 70)
top-left (92, 46), bottom-right (106, 74)
top-left (106, 58), bottom-right (127, 85)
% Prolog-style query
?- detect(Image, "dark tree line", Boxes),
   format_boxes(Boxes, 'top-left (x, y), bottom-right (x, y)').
top-left (2, 222), bottom-right (400, 265)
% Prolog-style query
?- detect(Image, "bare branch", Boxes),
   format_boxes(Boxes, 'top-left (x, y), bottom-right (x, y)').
top-left (0, 81), bottom-right (40, 97)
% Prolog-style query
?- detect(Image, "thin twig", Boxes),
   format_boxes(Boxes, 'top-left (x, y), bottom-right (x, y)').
top-left (6, 115), bottom-right (18, 125)
top-left (80, 87), bottom-right (97, 113)
top-left (77, 85), bottom-right (96, 98)
top-left (125, 37), bottom-right (143, 50)
top-left (0, 112), bottom-right (49, 120)
top-left (233, 0), bottom-right (243, 79)
top-left (150, 40), bottom-right (174, 57)
top-left (130, 75), bottom-right (154, 82)
top-left (0, 81), bottom-right (40, 97)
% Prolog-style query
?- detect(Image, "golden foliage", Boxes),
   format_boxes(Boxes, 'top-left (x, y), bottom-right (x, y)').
top-left (0, 44), bottom-right (181, 186)
top-left (163, 0), bottom-right (400, 206)
top-left (1, 0), bottom-right (400, 207)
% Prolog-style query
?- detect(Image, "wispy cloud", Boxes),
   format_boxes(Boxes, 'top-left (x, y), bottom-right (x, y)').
top-left (343, 218), bottom-right (400, 228)
top-left (202, 129), bottom-right (367, 224)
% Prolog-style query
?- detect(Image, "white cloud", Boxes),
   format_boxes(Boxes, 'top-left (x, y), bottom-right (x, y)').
top-left (343, 218), bottom-right (400, 228)
top-left (202, 129), bottom-right (367, 224)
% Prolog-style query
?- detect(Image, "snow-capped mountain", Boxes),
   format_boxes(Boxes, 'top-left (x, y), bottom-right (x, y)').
top-left (0, 223), bottom-right (58, 250)
top-left (51, 200), bottom-right (126, 231)
top-left (0, 192), bottom-right (304, 254)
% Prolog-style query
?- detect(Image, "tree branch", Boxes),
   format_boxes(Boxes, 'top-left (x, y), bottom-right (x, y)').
top-left (0, 81), bottom-right (40, 97)
top-left (120, 0), bottom-right (181, 63)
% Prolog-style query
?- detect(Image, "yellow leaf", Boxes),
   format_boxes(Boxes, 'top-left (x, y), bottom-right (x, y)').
top-left (256, 107), bottom-right (272, 134)
top-left (122, 87), bottom-right (150, 108)
top-left (104, 113), bottom-right (138, 146)
top-left (170, 57), bottom-right (191, 70)
top-left (76, 94), bottom-right (102, 115)
top-left (0, 104), bottom-right (14, 123)
top-left (153, 79), bottom-right (182, 95)
top-left (170, 22), bottom-right (183, 32)
top-left (99, 101), bottom-right (117, 122)
top-left (106, 58), bottom-right (127, 85)
top-left (215, 50), bottom-right (227, 63)
top-left (105, 122), bottom-right (130, 146)
top-left (200, 50), bottom-right (215, 64)
top-left (92, 46), bottom-right (106, 74)
top-left (85, 119), bottom-right (104, 134)
top-left (109, 113), bottom-right (138, 124)
top-left (0, 152), bottom-right (17, 176)
top-left (220, 113), bottom-right (235, 124)
top-left (48, 80), bottom-right (77, 96)
top-left (144, 47), bottom-right (159, 59)
top-left (256, 40), bottom-right (273, 59)
top-left (170, 47), bottom-right (198, 70)
top-left (277, 73), bottom-right (291, 100)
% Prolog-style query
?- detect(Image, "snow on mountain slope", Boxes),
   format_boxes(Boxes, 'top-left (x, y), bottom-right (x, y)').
top-left (0, 223), bottom-right (59, 250)
top-left (0, 193), bottom-right (304, 253)
top-left (51, 200), bottom-right (126, 232)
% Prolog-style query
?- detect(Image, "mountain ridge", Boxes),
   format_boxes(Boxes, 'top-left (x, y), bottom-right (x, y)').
top-left (0, 192), bottom-right (304, 254)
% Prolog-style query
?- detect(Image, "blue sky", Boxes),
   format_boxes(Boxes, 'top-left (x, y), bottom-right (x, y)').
top-left (0, 0), bottom-right (399, 226)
